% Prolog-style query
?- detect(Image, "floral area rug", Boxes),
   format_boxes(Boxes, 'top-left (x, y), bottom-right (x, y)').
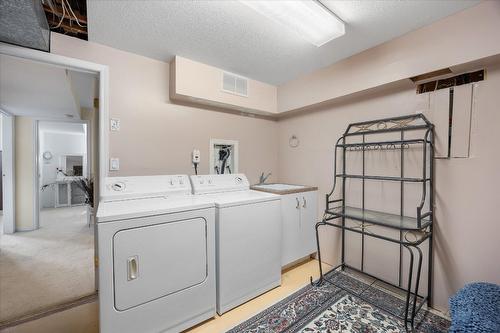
top-left (226, 271), bottom-right (449, 333)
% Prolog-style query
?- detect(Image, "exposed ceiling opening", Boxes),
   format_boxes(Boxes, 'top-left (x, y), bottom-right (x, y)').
top-left (42, 0), bottom-right (87, 40)
top-left (416, 69), bottom-right (485, 94)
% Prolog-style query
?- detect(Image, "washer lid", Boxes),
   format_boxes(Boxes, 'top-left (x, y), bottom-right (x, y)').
top-left (96, 196), bottom-right (214, 222)
top-left (202, 190), bottom-right (280, 208)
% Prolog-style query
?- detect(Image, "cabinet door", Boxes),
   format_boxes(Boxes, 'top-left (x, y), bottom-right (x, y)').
top-left (426, 88), bottom-right (450, 158)
top-left (281, 194), bottom-right (301, 266)
top-left (56, 183), bottom-right (69, 207)
top-left (300, 191), bottom-right (318, 256)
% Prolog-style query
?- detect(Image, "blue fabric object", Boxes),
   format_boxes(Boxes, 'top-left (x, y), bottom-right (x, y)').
top-left (449, 282), bottom-right (500, 333)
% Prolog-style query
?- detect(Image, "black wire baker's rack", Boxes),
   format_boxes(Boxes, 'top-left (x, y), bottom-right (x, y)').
top-left (310, 114), bottom-right (434, 331)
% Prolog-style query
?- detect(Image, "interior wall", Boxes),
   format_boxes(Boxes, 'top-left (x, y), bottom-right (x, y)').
top-left (172, 56), bottom-right (277, 114)
top-left (80, 108), bottom-right (97, 177)
top-left (80, 107), bottom-right (99, 207)
top-left (50, 33), bottom-right (279, 184)
top-left (14, 116), bottom-right (34, 231)
top-left (277, 63), bottom-right (500, 311)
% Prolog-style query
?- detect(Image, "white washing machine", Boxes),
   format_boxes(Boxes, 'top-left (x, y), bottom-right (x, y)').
top-left (190, 174), bottom-right (282, 314)
top-left (96, 175), bottom-right (216, 333)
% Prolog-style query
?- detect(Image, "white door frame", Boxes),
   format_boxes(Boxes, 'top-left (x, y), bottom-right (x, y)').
top-left (0, 42), bottom-right (110, 229)
top-left (33, 120), bottom-right (39, 229)
top-left (1, 110), bottom-right (15, 234)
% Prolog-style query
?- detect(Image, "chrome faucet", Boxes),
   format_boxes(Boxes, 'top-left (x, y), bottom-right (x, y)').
top-left (259, 172), bottom-right (271, 184)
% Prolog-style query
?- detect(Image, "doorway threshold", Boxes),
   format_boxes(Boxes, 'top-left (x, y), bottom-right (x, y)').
top-left (0, 292), bottom-right (97, 330)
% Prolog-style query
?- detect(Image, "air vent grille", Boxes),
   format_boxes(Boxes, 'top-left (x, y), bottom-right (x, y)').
top-left (222, 72), bottom-right (248, 97)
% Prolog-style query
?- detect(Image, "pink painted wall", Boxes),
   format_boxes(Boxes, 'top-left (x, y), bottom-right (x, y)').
top-left (49, 1), bottom-right (500, 313)
top-left (50, 33), bottom-right (279, 184)
top-left (277, 63), bottom-right (500, 311)
top-left (172, 56), bottom-right (277, 114)
top-left (278, 1), bottom-right (500, 113)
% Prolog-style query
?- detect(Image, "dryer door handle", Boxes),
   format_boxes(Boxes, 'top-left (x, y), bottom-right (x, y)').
top-left (127, 256), bottom-right (139, 281)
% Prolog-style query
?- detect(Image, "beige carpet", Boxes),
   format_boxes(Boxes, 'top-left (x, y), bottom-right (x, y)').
top-left (0, 207), bottom-right (95, 323)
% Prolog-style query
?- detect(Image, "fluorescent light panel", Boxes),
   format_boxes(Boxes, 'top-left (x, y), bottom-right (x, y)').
top-left (240, 0), bottom-right (345, 47)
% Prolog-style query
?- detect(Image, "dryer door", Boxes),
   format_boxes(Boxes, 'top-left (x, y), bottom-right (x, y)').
top-left (113, 217), bottom-right (207, 311)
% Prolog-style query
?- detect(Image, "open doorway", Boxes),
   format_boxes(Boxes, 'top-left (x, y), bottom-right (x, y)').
top-left (38, 121), bottom-right (90, 224)
top-left (0, 54), bottom-right (100, 325)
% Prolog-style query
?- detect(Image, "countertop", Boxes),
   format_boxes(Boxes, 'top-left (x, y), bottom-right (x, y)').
top-left (55, 176), bottom-right (84, 183)
top-left (250, 183), bottom-right (318, 195)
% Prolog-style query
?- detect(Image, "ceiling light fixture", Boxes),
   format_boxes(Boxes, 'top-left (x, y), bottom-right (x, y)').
top-left (240, 0), bottom-right (345, 47)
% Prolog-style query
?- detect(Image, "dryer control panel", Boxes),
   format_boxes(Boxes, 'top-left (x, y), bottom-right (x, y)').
top-left (101, 175), bottom-right (191, 201)
top-left (190, 174), bottom-right (250, 195)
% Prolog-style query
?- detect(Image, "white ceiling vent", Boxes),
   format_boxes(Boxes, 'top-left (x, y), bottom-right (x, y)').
top-left (222, 72), bottom-right (248, 97)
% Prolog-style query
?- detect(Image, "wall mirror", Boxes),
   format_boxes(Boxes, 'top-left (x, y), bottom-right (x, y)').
top-left (59, 155), bottom-right (84, 176)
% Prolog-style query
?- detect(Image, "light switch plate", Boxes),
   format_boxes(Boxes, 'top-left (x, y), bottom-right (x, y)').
top-left (110, 118), bottom-right (120, 131)
top-left (110, 158), bottom-right (120, 171)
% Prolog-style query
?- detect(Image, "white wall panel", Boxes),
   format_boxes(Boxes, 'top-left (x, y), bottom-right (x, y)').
top-left (451, 84), bottom-right (473, 158)
top-left (426, 88), bottom-right (450, 158)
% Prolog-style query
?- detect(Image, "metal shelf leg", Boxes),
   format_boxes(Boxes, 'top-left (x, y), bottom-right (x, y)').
top-left (411, 246), bottom-right (424, 323)
top-left (403, 245), bottom-right (414, 331)
top-left (311, 220), bottom-right (327, 286)
top-left (403, 244), bottom-right (424, 331)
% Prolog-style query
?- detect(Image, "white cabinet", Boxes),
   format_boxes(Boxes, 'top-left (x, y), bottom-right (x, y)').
top-left (281, 191), bottom-right (318, 266)
top-left (55, 180), bottom-right (86, 207)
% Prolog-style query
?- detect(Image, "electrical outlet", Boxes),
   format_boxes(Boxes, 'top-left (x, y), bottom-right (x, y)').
top-left (110, 118), bottom-right (120, 131)
top-left (110, 158), bottom-right (120, 171)
top-left (192, 149), bottom-right (201, 164)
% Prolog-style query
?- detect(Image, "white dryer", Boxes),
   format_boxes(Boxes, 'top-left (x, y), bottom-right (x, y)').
top-left (190, 174), bottom-right (282, 314)
top-left (96, 175), bottom-right (216, 333)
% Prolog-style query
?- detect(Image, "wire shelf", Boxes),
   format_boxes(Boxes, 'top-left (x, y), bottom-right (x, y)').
top-left (326, 206), bottom-right (432, 231)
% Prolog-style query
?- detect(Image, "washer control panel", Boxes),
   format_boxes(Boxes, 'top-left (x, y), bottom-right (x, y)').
top-left (190, 174), bottom-right (250, 194)
top-left (102, 175), bottom-right (191, 201)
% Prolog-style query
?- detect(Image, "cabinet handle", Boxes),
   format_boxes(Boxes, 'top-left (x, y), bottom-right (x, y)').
top-left (303, 197), bottom-right (307, 208)
top-left (296, 197), bottom-right (300, 209)
top-left (127, 256), bottom-right (139, 281)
